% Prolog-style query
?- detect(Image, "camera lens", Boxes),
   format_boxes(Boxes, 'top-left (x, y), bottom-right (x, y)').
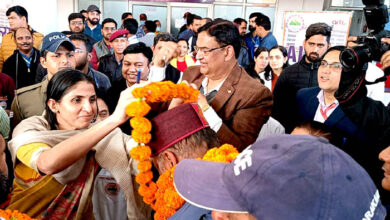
top-left (340, 46), bottom-right (371, 70)
top-left (340, 48), bottom-right (359, 70)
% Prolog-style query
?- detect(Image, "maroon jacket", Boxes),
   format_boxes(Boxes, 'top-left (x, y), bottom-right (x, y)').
top-left (183, 62), bottom-right (273, 151)
top-left (0, 73), bottom-right (15, 109)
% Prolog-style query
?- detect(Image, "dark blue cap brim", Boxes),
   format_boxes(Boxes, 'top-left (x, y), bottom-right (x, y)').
top-left (42, 39), bottom-right (75, 53)
top-left (173, 159), bottom-right (248, 213)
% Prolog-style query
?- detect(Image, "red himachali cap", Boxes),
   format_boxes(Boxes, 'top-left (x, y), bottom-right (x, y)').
top-left (109, 29), bottom-right (129, 42)
top-left (149, 103), bottom-right (209, 155)
top-left (173, 134), bottom-right (387, 219)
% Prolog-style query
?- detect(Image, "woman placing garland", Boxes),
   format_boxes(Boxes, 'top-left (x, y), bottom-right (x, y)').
top-left (7, 69), bottom-right (149, 219)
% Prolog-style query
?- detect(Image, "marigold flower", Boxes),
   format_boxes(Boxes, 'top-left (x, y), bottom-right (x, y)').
top-left (132, 87), bottom-right (148, 98)
top-left (137, 160), bottom-right (152, 172)
top-left (139, 181), bottom-right (158, 198)
top-left (132, 130), bottom-right (152, 144)
top-left (0, 209), bottom-right (37, 220)
top-left (130, 117), bottom-right (152, 133)
top-left (126, 100), bottom-right (151, 117)
top-left (130, 146), bottom-right (151, 161)
top-left (135, 171), bottom-right (153, 185)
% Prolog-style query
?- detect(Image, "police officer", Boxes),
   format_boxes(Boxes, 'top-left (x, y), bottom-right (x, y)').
top-left (11, 32), bottom-right (76, 126)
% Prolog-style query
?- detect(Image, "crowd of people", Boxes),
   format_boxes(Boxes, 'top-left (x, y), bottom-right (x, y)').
top-left (0, 3), bottom-right (389, 220)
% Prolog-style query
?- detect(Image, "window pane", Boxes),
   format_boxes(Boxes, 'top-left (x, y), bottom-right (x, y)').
top-left (215, 0), bottom-right (243, 3)
top-left (331, 0), bottom-right (364, 7)
top-left (245, 7), bottom-right (275, 31)
top-left (170, 7), bottom-right (208, 36)
top-left (247, 0), bottom-right (276, 3)
top-left (78, 0), bottom-right (100, 12)
top-left (214, 5), bottom-right (243, 21)
top-left (103, 0), bottom-right (127, 27)
top-left (331, 0), bottom-right (390, 7)
top-left (132, 5), bottom-right (168, 32)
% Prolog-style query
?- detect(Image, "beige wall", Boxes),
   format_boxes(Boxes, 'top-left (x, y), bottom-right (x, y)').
top-left (273, 0), bottom-right (325, 44)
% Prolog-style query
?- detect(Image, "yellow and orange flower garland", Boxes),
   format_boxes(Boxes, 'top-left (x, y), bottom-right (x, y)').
top-left (127, 81), bottom-right (239, 220)
top-left (0, 209), bottom-right (36, 220)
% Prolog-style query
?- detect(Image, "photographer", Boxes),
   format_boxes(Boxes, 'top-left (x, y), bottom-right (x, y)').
top-left (335, 39), bottom-right (390, 210)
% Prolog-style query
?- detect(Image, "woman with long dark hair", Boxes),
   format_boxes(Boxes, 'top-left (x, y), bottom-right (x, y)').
top-left (245, 47), bottom-right (269, 82)
top-left (8, 69), bottom-right (148, 219)
top-left (266, 45), bottom-right (289, 91)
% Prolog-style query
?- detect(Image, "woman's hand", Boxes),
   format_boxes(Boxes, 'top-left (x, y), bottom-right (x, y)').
top-left (110, 81), bottom-right (149, 125)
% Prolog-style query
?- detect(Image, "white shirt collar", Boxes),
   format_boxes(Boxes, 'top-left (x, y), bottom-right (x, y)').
top-left (201, 77), bottom-right (227, 95)
top-left (316, 90), bottom-right (339, 108)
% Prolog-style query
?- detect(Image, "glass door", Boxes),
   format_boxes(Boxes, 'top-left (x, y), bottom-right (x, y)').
top-left (170, 3), bottom-right (211, 36)
top-left (132, 4), bottom-right (168, 32)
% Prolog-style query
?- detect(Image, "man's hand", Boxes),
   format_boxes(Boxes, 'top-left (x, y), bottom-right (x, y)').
top-left (347, 36), bottom-right (358, 48)
top-left (381, 38), bottom-right (390, 71)
top-left (153, 42), bottom-right (179, 68)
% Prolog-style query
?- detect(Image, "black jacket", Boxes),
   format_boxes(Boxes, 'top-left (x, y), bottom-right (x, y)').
top-left (336, 94), bottom-right (390, 205)
top-left (2, 48), bottom-right (40, 89)
top-left (98, 54), bottom-right (122, 83)
top-left (272, 55), bottom-right (321, 133)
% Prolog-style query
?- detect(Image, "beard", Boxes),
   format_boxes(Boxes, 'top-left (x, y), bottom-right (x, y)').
top-left (88, 17), bottom-right (99, 25)
top-left (249, 26), bottom-right (256, 33)
top-left (306, 52), bottom-right (321, 62)
top-left (75, 57), bottom-right (88, 71)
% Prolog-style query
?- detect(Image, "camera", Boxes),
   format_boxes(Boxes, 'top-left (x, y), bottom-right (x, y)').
top-left (340, 0), bottom-right (390, 72)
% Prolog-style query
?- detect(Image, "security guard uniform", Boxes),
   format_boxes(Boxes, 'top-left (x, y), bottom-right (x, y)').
top-left (11, 79), bottom-right (48, 126)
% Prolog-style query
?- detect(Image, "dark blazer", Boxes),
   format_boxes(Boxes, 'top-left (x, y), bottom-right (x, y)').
top-left (182, 62), bottom-right (273, 151)
top-left (296, 87), bottom-right (358, 138)
top-left (296, 87), bottom-right (390, 204)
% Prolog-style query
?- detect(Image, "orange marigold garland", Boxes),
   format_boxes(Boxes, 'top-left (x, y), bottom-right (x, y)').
top-left (126, 82), bottom-right (239, 220)
top-left (0, 209), bottom-right (37, 220)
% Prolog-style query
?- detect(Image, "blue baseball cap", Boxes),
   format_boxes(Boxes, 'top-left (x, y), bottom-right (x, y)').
top-left (174, 134), bottom-right (387, 219)
top-left (40, 32), bottom-right (75, 53)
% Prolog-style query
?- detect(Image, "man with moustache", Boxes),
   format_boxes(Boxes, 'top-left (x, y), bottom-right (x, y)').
top-left (69, 34), bottom-right (111, 94)
top-left (98, 29), bottom-right (129, 82)
top-left (0, 5), bottom-right (43, 72)
top-left (68, 13), bottom-right (96, 47)
top-left (90, 18), bottom-right (117, 70)
top-left (11, 32), bottom-right (76, 126)
top-left (2, 27), bottom-right (40, 89)
top-left (244, 12), bottom-right (264, 60)
top-left (272, 23), bottom-right (332, 133)
top-left (84, 5), bottom-right (103, 41)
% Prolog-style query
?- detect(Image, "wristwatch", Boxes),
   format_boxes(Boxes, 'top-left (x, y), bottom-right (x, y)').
top-left (200, 103), bottom-right (210, 112)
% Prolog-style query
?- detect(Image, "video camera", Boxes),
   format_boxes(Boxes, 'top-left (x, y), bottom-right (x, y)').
top-left (340, 0), bottom-right (390, 75)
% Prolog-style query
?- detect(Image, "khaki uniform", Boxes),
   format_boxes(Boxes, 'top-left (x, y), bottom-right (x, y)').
top-left (11, 79), bottom-right (48, 127)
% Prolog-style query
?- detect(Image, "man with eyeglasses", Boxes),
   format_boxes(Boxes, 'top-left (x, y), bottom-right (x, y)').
top-left (11, 32), bottom-right (76, 127)
top-left (68, 13), bottom-right (96, 48)
top-left (272, 22), bottom-right (332, 134)
top-left (174, 20), bottom-right (273, 152)
top-left (69, 34), bottom-right (111, 94)
top-left (91, 18), bottom-right (117, 70)
top-left (98, 29), bottom-right (129, 82)
top-left (294, 46), bottom-right (390, 207)
top-left (84, 5), bottom-right (103, 42)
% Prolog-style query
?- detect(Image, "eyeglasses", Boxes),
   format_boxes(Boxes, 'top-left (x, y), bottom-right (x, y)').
top-left (194, 45), bottom-right (228, 55)
top-left (320, 60), bottom-right (343, 70)
top-left (75, 49), bottom-right (88, 54)
top-left (103, 27), bottom-right (116, 31)
top-left (70, 21), bottom-right (84, 25)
